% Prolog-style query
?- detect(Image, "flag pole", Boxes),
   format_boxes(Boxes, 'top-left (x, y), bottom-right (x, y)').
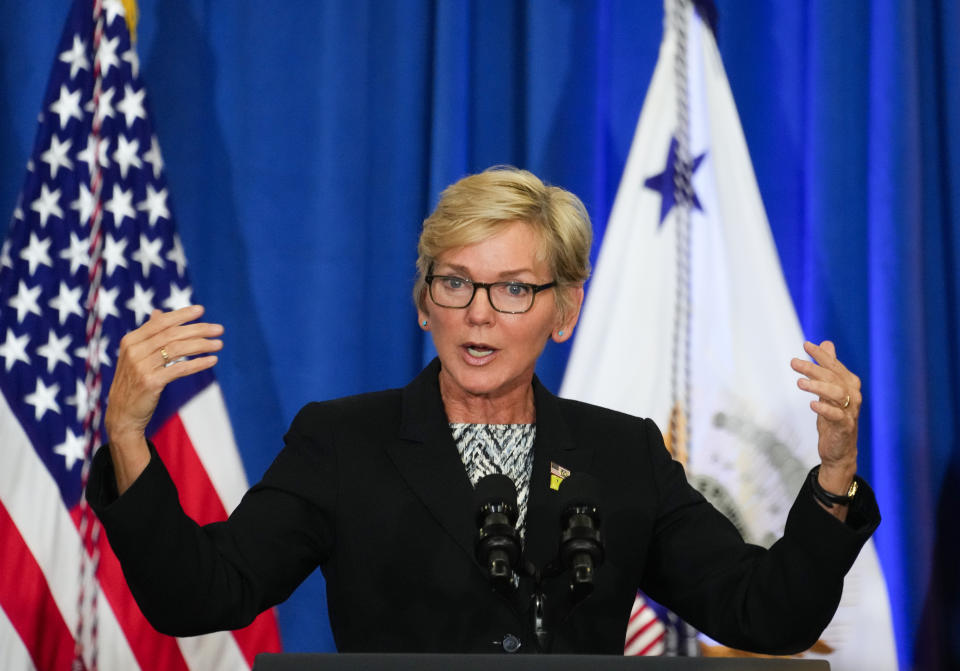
top-left (667, 0), bottom-right (698, 655)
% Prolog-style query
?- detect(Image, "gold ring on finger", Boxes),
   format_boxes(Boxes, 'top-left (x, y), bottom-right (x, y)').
top-left (842, 394), bottom-right (850, 409)
top-left (160, 346), bottom-right (170, 366)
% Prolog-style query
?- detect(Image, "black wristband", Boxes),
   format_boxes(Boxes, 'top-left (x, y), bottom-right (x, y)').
top-left (808, 465), bottom-right (858, 508)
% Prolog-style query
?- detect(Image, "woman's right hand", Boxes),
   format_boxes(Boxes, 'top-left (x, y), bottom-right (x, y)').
top-left (105, 304), bottom-right (223, 493)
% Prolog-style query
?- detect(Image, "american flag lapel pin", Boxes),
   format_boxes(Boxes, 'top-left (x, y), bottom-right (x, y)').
top-left (549, 462), bottom-right (571, 491)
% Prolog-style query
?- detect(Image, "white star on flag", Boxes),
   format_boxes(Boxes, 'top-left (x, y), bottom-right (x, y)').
top-left (113, 134), bottom-right (142, 179)
top-left (30, 183), bottom-right (64, 227)
top-left (70, 184), bottom-right (96, 228)
top-left (95, 34), bottom-right (121, 77)
top-left (20, 232), bottom-right (53, 275)
top-left (41, 134), bottom-right (74, 178)
top-left (125, 283), bottom-right (156, 324)
top-left (96, 285), bottom-right (121, 321)
top-left (132, 234), bottom-right (164, 276)
top-left (59, 231), bottom-right (91, 275)
top-left (24, 378), bottom-right (62, 421)
top-left (36, 329), bottom-right (74, 373)
top-left (122, 47), bottom-right (140, 79)
top-left (76, 133), bottom-right (110, 171)
top-left (143, 135), bottom-right (164, 179)
top-left (92, 85), bottom-right (116, 126)
top-left (8, 280), bottom-right (43, 323)
top-left (102, 0), bottom-right (127, 26)
top-left (164, 283), bottom-right (193, 311)
top-left (0, 328), bottom-right (31, 372)
top-left (59, 34), bottom-right (90, 79)
top-left (166, 234), bottom-right (187, 276)
top-left (0, 240), bottom-right (12, 269)
top-left (104, 183), bottom-right (136, 225)
top-left (48, 84), bottom-right (83, 128)
top-left (65, 378), bottom-right (92, 421)
top-left (138, 184), bottom-right (170, 226)
top-left (101, 234), bottom-right (130, 275)
top-left (116, 83), bottom-right (147, 128)
top-left (48, 281), bottom-right (84, 324)
top-left (73, 335), bottom-right (112, 368)
top-left (54, 427), bottom-right (87, 471)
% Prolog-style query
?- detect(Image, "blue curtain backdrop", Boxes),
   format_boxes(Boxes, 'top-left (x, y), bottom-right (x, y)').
top-left (2, 1), bottom-right (957, 668)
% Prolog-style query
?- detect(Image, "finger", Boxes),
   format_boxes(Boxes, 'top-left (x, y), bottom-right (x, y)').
top-left (131, 322), bottom-right (224, 362)
top-left (800, 342), bottom-right (861, 392)
top-left (797, 377), bottom-right (855, 407)
top-left (154, 337), bottom-right (223, 367)
top-left (803, 340), bottom-right (839, 370)
top-left (803, 340), bottom-right (854, 378)
top-left (791, 357), bottom-right (840, 384)
top-left (146, 321), bottom-right (223, 349)
top-left (809, 399), bottom-right (849, 422)
top-left (127, 305), bottom-right (206, 346)
top-left (157, 354), bottom-right (220, 383)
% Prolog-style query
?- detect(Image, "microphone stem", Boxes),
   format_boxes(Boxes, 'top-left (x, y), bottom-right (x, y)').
top-left (532, 590), bottom-right (550, 652)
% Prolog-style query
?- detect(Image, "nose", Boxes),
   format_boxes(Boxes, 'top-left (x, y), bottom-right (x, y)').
top-left (465, 285), bottom-right (496, 324)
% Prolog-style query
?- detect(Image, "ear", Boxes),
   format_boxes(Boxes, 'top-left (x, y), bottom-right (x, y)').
top-left (417, 307), bottom-right (430, 330)
top-left (551, 285), bottom-right (584, 343)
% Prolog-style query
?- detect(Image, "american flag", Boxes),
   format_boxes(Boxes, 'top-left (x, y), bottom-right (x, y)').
top-left (624, 593), bottom-right (667, 656)
top-left (0, 1), bottom-right (281, 669)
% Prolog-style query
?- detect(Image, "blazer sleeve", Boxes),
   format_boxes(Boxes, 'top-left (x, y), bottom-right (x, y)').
top-left (86, 403), bottom-right (336, 636)
top-left (637, 418), bottom-right (880, 655)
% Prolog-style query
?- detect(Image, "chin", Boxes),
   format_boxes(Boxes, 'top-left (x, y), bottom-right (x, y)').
top-left (452, 369), bottom-right (503, 397)
top-left (445, 359), bottom-right (529, 399)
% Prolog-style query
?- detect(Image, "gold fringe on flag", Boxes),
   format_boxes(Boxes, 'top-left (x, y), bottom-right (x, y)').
top-left (121, 0), bottom-right (139, 42)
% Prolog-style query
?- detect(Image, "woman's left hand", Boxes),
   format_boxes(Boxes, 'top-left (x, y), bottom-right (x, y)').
top-left (791, 340), bottom-right (861, 499)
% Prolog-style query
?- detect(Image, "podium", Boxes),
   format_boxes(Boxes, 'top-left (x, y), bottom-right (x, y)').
top-left (252, 654), bottom-right (829, 670)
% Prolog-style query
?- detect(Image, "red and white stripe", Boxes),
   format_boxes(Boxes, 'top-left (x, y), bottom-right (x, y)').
top-left (624, 593), bottom-right (666, 656)
top-left (0, 383), bottom-right (281, 671)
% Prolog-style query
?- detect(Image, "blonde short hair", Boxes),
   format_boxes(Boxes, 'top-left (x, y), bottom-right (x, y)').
top-left (414, 167), bottom-right (592, 319)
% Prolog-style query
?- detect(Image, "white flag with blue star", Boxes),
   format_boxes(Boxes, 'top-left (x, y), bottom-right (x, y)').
top-left (561, 1), bottom-right (897, 667)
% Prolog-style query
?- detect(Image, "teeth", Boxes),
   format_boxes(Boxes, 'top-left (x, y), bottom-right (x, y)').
top-left (467, 347), bottom-right (494, 357)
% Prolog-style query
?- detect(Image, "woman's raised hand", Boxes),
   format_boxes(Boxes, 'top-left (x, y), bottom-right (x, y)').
top-left (791, 340), bottom-right (862, 519)
top-left (104, 305), bottom-right (223, 493)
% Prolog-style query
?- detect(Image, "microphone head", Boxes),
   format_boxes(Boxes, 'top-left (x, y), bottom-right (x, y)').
top-left (474, 473), bottom-right (519, 524)
top-left (475, 473), bottom-right (518, 507)
top-left (557, 472), bottom-right (600, 512)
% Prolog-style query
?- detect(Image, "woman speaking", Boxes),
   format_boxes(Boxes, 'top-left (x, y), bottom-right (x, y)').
top-left (88, 167), bottom-right (878, 654)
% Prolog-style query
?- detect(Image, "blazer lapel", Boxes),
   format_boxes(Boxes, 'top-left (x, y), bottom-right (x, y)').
top-left (523, 377), bottom-right (595, 572)
top-left (387, 359), bottom-right (478, 563)
top-left (385, 363), bottom-right (595, 580)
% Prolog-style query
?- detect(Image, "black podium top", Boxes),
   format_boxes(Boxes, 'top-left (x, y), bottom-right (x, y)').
top-left (253, 653), bottom-right (829, 671)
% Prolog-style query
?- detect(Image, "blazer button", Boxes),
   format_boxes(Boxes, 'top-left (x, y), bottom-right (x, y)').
top-left (502, 634), bottom-right (521, 653)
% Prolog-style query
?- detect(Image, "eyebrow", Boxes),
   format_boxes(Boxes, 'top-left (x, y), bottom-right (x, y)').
top-left (436, 263), bottom-right (537, 279)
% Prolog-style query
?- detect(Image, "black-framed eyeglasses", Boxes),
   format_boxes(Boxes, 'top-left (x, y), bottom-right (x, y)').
top-left (425, 275), bottom-right (556, 314)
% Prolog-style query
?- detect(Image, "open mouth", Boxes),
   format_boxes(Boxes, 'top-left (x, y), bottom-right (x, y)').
top-left (464, 344), bottom-right (496, 358)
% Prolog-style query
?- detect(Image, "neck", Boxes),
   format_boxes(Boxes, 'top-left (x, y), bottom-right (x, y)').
top-left (439, 371), bottom-right (536, 424)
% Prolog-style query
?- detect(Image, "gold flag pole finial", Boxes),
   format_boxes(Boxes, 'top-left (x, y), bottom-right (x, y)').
top-left (121, 0), bottom-right (139, 42)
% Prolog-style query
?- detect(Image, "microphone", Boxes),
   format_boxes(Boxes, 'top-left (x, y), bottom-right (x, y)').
top-left (474, 474), bottom-right (522, 594)
top-left (557, 473), bottom-right (604, 602)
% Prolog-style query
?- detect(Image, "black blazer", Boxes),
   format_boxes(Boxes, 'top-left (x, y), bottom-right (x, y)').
top-left (88, 359), bottom-right (879, 654)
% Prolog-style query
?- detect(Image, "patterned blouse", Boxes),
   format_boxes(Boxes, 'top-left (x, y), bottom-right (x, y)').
top-left (450, 423), bottom-right (536, 537)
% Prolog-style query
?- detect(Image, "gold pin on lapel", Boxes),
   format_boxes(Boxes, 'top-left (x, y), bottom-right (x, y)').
top-left (550, 462), bottom-right (571, 491)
